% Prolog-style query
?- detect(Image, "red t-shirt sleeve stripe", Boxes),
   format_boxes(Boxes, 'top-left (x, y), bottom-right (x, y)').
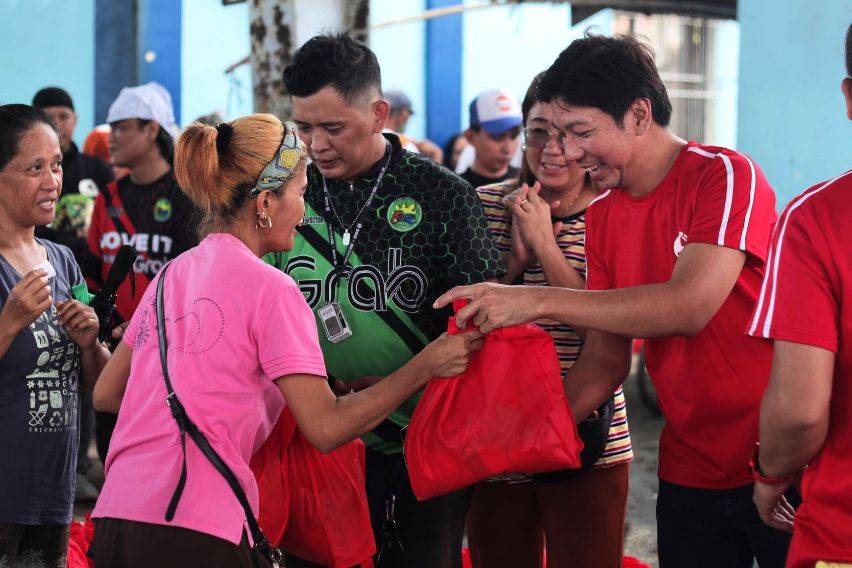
top-left (716, 152), bottom-right (736, 247)
top-left (584, 190), bottom-right (613, 291)
top-left (737, 154), bottom-right (758, 251)
top-left (749, 170), bottom-right (852, 338)
top-left (685, 147), bottom-right (774, 262)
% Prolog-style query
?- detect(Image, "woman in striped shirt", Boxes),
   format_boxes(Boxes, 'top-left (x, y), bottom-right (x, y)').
top-left (468, 73), bottom-right (633, 568)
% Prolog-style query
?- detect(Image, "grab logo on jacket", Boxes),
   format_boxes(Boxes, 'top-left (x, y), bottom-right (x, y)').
top-left (286, 248), bottom-right (428, 313)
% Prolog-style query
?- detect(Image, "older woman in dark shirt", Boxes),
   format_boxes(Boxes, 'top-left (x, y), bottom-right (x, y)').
top-left (0, 104), bottom-right (109, 565)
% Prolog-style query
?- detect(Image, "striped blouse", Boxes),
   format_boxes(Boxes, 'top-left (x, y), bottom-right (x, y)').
top-left (476, 181), bottom-right (633, 469)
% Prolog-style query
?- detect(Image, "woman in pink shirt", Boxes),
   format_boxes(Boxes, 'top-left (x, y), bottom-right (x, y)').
top-left (89, 114), bottom-right (482, 567)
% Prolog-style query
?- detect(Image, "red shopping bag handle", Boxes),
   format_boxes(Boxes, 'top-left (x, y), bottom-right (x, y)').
top-left (448, 299), bottom-right (479, 335)
top-left (447, 298), bottom-right (547, 342)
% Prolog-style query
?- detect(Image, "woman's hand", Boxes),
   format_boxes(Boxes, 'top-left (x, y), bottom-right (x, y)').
top-left (418, 331), bottom-right (485, 378)
top-left (0, 269), bottom-right (52, 334)
top-left (509, 214), bottom-right (533, 267)
top-left (507, 183), bottom-right (563, 254)
top-left (56, 300), bottom-right (100, 351)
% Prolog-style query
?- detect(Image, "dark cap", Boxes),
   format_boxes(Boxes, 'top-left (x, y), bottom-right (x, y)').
top-left (32, 87), bottom-right (74, 111)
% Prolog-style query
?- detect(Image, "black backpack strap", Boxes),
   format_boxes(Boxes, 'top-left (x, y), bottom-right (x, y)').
top-left (155, 263), bottom-right (282, 567)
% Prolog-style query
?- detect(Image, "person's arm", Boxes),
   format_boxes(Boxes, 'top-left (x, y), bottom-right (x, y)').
top-left (92, 341), bottom-right (132, 413)
top-left (759, 341), bottom-right (833, 477)
top-left (277, 331), bottom-right (483, 452)
top-left (564, 329), bottom-right (633, 421)
top-left (436, 242), bottom-right (745, 336)
top-left (752, 341), bottom-right (833, 533)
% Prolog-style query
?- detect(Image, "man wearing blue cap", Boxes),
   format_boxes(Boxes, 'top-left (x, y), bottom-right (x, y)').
top-left (460, 89), bottom-right (522, 188)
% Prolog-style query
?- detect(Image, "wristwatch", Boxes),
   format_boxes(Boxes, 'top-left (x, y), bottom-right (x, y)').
top-left (750, 442), bottom-right (795, 486)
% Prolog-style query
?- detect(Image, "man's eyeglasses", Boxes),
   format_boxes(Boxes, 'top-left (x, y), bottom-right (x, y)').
top-left (522, 126), bottom-right (567, 150)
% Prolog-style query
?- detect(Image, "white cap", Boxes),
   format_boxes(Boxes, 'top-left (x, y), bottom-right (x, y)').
top-left (469, 89), bottom-right (522, 134)
top-left (106, 82), bottom-right (179, 139)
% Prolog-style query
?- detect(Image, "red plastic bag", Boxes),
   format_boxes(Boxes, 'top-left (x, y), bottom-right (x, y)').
top-left (252, 407), bottom-right (375, 568)
top-left (251, 408), bottom-right (297, 545)
top-left (66, 515), bottom-right (94, 568)
top-left (405, 304), bottom-right (583, 501)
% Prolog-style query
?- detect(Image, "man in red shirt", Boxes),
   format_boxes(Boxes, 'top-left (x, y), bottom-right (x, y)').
top-left (749, 24), bottom-right (852, 568)
top-left (436, 35), bottom-right (792, 566)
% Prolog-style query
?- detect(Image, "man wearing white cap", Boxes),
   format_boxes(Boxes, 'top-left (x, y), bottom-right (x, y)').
top-left (460, 89), bottom-right (523, 188)
top-left (88, 82), bottom-right (199, 461)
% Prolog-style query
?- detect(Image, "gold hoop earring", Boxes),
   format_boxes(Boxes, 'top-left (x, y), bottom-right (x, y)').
top-left (255, 211), bottom-right (273, 234)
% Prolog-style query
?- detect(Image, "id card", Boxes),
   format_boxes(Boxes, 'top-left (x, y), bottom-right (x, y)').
top-left (318, 302), bottom-right (353, 344)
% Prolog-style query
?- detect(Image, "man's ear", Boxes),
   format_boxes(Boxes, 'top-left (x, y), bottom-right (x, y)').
top-left (372, 98), bottom-right (391, 134)
top-left (629, 98), bottom-right (653, 135)
top-left (842, 77), bottom-right (852, 120)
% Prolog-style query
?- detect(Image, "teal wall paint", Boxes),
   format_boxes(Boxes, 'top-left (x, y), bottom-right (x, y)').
top-left (0, 0), bottom-right (96, 147)
top-left (738, 0), bottom-right (852, 205)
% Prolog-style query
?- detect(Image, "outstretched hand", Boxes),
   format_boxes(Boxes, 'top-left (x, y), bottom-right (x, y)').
top-left (434, 282), bottom-right (541, 333)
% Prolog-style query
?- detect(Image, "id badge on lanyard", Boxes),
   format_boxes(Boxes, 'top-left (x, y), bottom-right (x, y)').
top-left (318, 148), bottom-right (392, 344)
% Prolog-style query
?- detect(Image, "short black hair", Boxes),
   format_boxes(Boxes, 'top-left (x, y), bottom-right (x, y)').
top-left (846, 22), bottom-right (851, 77)
top-left (540, 34), bottom-right (672, 127)
top-left (283, 33), bottom-right (382, 101)
top-left (0, 104), bottom-right (55, 171)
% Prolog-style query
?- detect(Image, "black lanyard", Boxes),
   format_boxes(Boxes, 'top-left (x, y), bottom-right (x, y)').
top-left (320, 150), bottom-right (392, 271)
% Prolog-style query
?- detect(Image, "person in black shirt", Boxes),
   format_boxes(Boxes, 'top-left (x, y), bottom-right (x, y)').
top-left (32, 87), bottom-right (114, 502)
top-left (88, 82), bottom-right (199, 464)
top-left (459, 89), bottom-right (522, 188)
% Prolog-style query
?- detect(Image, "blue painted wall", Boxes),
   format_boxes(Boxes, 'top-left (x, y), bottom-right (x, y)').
top-left (138, 0), bottom-right (182, 123)
top-left (95, 0), bottom-right (136, 125)
top-left (0, 0), bottom-right (96, 148)
top-left (738, 0), bottom-right (852, 206)
top-left (180, 0), bottom-right (253, 123)
top-left (424, 0), bottom-right (463, 148)
top-left (460, 2), bottom-right (613, 130)
top-left (371, 0), bottom-right (428, 140)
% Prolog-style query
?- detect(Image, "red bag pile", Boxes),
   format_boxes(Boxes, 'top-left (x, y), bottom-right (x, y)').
top-left (404, 303), bottom-right (583, 500)
top-left (66, 514), bottom-right (94, 568)
top-left (251, 407), bottom-right (375, 568)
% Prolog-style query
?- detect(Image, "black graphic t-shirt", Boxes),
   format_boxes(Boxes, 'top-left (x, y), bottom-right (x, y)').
top-left (88, 171), bottom-right (200, 322)
top-left (0, 240), bottom-right (83, 524)
top-left (266, 134), bottom-right (505, 453)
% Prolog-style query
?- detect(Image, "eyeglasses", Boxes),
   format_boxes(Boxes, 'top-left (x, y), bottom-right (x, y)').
top-left (523, 126), bottom-right (566, 150)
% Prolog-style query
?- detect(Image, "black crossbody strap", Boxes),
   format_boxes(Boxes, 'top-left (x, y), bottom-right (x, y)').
top-left (155, 263), bottom-right (282, 567)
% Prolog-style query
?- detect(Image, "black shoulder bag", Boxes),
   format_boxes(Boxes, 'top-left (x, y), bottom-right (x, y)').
top-left (155, 262), bottom-right (283, 568)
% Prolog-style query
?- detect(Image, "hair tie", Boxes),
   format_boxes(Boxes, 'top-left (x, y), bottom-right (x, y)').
top-left (215, 122), bottom-right (234, 155)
